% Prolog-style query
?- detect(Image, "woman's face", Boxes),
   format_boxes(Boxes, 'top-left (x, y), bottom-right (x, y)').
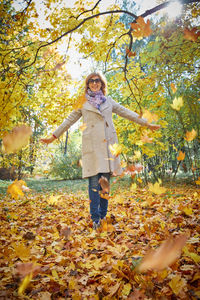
top-left (88, 76), bottom-right (102, 92)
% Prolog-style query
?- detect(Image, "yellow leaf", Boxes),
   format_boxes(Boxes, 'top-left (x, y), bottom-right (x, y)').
top-left (183, 207), bottom-right (193, 216)
top-left (133, 150), bottom-right (141, 161)
top-left (130, 183), bottom-right (137, 192)
top-left (170, 83), bottom-right (177, 93)
top-left (18, 273), bottom-right (32, 295)
top-left (109, 143), bottom-right (122, 157)
top-left (170, 97), bottom-right (184, 111)
top-left (195, 177), bottom-right (200, 185)
top-left (183, 247), bottom-right (200, 263)
top-left (12, 242), bottom-right (31, 261)
top-left (73, 94), bottom-right (86, 110)
top-left (184, 129), bottom-right (197, 142)
top-left (169, 275), bottom-right (186, 295)
top-left (122, 283), bottom-right (132, 296)
top-left (177, 151), bottom-right (185, 161)
top-left (2, 125), bottom-right (32, 154)
top-left (52, 269), bottom-right (59, 280)
top-left (142, 109), bottom-right (159, 123)
top-left (148, 181), bottom-right (166, 195)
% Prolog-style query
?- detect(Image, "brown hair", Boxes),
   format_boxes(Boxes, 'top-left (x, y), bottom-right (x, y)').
top-left (85, 72), bottom-right (107, 95)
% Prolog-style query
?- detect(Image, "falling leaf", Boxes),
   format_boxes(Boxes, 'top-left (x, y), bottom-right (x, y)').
top-left (195, 177), bottom-right (200, 185)
top-left (109, 143), bottom-right (122, 157)
top-left (7, 179), bottom-right (29, 200)
top-left (126, 48), bottom-right (136, 57)
top-left (73, 94), bottom-right (86, 110)
top-left (170, 83), bottom-right (177, 93)
top-left (142, 109), bottom-right (159, 123)
top-left (2, 125), bottom-right (32, 154)
top-left (79, 123), bottom-right (87, 131)
top-left (18, 273), bottom-right (32, 295)
top-left (133, 150), bottom-right (141, 161)
top-left (169, 275), bottom-right (186, 295)
top-left (170, 97), bottom-right (184, 111)
top-left (141, 135), bottom-right (153, 144)
top-left (137, 234), bottom-right (188, 272)
top-left (177, 151), bottom-right (185, 161)
top-left (184, 27), bottom-right (200, 42)
top-left (148, 181), bottom-right (166, 195)
top-left (131, 17), bottom-right (152, 38)
top-left (99, 176), bottom-right (110, 193)
top-left (184, 129), bottom-right (197, 142)
top-left (15, 262), bottom-right (41, 278)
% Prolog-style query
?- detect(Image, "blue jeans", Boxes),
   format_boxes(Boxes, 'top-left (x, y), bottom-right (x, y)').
top-left (88, 173), bottom-right (110, 224)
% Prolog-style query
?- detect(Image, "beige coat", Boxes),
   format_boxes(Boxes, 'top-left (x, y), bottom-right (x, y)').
top-left (53, 96), bottom-right (148, 178)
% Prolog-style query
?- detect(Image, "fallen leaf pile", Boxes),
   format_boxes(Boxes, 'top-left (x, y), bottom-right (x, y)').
top-left (0, 182), bottom-right (199, 299)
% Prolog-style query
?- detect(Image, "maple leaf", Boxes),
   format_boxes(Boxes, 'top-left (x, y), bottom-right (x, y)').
top-left (79, 123), bottom-right (87, 131)
top-left (7, 179), bottom-right (29, 199)
top-left (184, 27), bottom-right (200, 42)
top-left (18, 273), bottom-right (32, 296)
top-left (2, 125), bottom-right (32, 154)
top-left (177, 151), bottom-right (185, 161)
top-left (99, 176), bottom-right (110, 193)
top-left (141, 135), bottom-right (153, 144)
top-left (195, 177), bottom-right (200, 185)
top-left (184, 129), bottom-right (197, 142)
top-left (169, 274), bottom-right (187, 295)
top-left (73, 94), bottom-right (86, 110)
top-left (60, 225), bottom-right (71, 239)
top-left (126, 48), bottom-right (136, 57)
top-left (148, 180), bottom-right (166, 195)
top-left (142, 109), bottom-right (158, 123)
top-left (170, 97), bottom-right (184, 111)
top-left (131, 17), bottom-right (152, 39)
top-left (15, 262), bottom-right (41, 278)
top-left (170, 83), bottom-right (177, 93)
top-left (137, 234), bottom-right (188, 272)
top-left (109, 143), bottom-right (122, 157)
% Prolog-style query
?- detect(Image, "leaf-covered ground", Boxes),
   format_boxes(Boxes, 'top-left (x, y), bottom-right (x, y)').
top-left (0, 180), bottom-right (199, 299)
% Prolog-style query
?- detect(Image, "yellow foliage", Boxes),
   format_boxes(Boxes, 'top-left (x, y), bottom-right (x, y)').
top-left (170, 97), bottom-right (184, 111)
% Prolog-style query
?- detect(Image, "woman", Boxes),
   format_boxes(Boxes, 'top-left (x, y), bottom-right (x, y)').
top-left (41, 72), bottom-right (160, 230)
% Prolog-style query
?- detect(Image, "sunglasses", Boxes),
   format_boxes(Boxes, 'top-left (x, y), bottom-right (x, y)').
top-left (88, 78), bottom-right (101, 84)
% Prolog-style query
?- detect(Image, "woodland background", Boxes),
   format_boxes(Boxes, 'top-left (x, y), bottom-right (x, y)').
top-left (0, 0), bottom-right (200, 299)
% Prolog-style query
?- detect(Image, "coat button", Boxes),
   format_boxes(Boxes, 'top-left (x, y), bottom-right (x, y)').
top-left (91, 125), bottom-right (94, 128)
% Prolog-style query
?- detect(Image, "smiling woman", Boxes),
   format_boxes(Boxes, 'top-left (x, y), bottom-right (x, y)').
top-left (40, 71), bottom-right (161, 230)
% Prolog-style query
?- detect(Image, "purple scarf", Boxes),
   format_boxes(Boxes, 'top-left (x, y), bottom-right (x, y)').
top-left (86, 89), bottom-right (106, 110)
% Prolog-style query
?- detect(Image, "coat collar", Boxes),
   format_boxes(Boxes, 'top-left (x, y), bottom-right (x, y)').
top-left (83, 99), bottom-right (110, 115)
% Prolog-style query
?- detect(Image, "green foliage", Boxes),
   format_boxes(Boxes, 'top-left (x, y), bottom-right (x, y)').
top-left (50, 130), bottom-right (82, 180)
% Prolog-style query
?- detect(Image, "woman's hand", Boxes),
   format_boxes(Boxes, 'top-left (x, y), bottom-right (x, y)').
top-left (40, 135), bottom-right (56, 145)
top-left (148, 124), bottom-right (161, 131)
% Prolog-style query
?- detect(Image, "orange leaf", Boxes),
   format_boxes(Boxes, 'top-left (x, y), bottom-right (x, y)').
top-left (126, 48), bottom-right (136, 57)
top-left (99, 176), bottom-right (110, 193)
top-left (141, 135), bottom-right (153, 144)
top-left (184, 129), bottom-right (197, 142)
top-left (131, 17), bottom-right (152, 38)
top-left (137, 234), bottom-right (188, 272)
top-left (73, 94), bottom-right (86, 110)
top-left (184, 27), bottom-right (200, 42)
top-left (170, 83), bottom-right (177, 93)
top-left (177, 151), bottom-right (185, 161)
top-left (15, 262), bottom-right (41, 278)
